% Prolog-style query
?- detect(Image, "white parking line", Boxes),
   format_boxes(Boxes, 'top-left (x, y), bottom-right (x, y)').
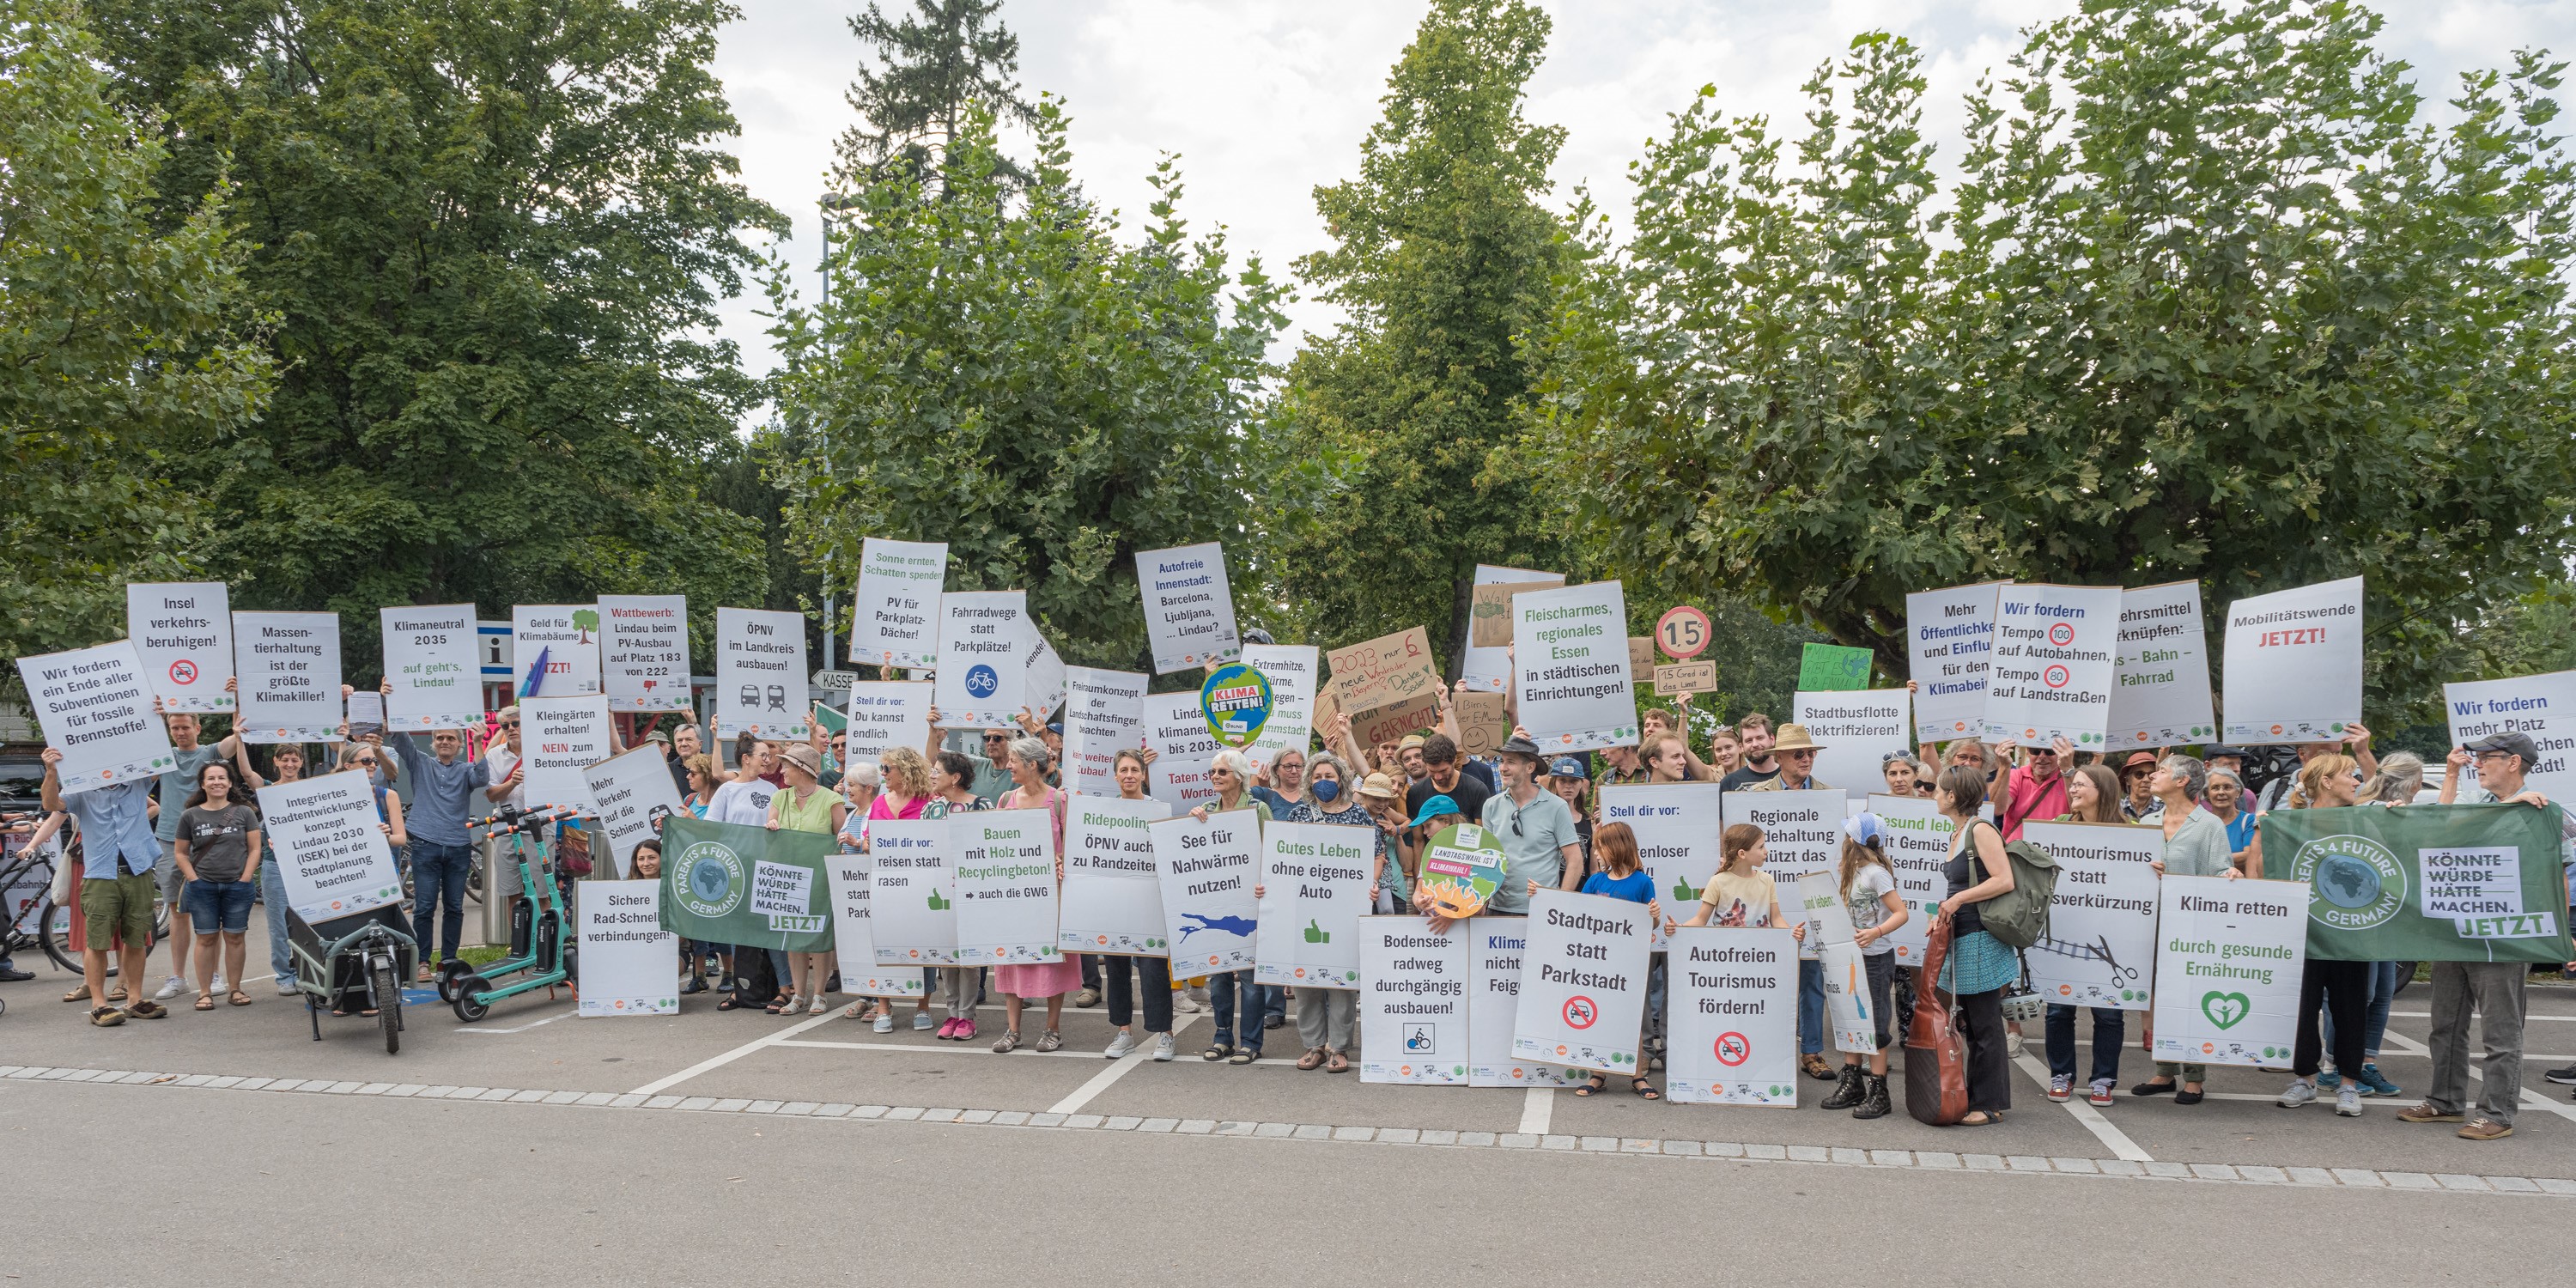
top-left (2393, 1011), bottom-right (2576, 1021)
top-left (454, 1005), bottom-right (574, 1035)
top-left (2010, 1054), bottom-right (2154, 1161)
top-left (2378, 1030), bottom-right (2576, 1125)
top-left (1518, 1087), bottom-right (1555, 1135)
top-left (628, 1010), bottom-right (841, 1095)
top-left (1047, 1012), bottom-right (1206, 1114)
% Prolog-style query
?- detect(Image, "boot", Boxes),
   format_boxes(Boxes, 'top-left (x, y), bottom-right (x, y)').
top-left (1852, 1073), bottom-right (1893, 1121)
top-left (1820, 1061), bottom-right (1866, 1110)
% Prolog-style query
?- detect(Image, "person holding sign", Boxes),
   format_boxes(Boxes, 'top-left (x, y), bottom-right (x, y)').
top-left (1667, 823), bottom-right (1784, 931)
top-left (40, 748), bottom-right (167, 1026)
top-left (147, 702), bottom-right (251, 1004)
top-left (849, 747), bottom-right (939, 1032)
top-left (2132, 753), bottom-right (2238, 1103)
top-left (377, 677), bottom-right (487, 981)
top-left (1560, 821), bottom-right (1663, 1098)
top-left (763, 744), bottom-right (848, 1016)
top-left (1188, 750), bottom-right (1274, 1064)
top-left (1817, 814), bottom-right (1909, 1119)
top-left (1097, 749), bottom-right (1183, 1061)
top-left (989, 737), bottom-right (1079, 1054)
top-left (1931, 764), bottom-right (2017, 1126)
top-left (1480, 735), bottom-right (1585, 914)
top-left (2040, 764), bottom-right (2131, 1107)
top-left (2260, 755), bottom-right (2374, 1117)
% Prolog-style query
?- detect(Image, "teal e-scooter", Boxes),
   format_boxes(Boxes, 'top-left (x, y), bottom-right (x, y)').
top-left (438, 803), bottom-right (582, 1022)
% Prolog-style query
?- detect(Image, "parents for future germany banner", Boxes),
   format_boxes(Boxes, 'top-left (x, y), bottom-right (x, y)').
top-left (659, 817), bottom-right (835, 953)
top-left (2263, 804), bottom-right (2575, 963)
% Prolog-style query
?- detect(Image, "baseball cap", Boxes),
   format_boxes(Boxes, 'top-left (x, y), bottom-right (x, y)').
top-left (2466, 731), bottom-right (2542, 765)
top-left (1408, 794), bottom-right (1461, 827)
top-left (1547, 756), bottom-right (1589, 780)
top-left (1844, 812), bottom-right (1884, 848)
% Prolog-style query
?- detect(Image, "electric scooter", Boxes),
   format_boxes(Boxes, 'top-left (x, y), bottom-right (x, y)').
top-left (439, 803), bottom-right (582, 1022)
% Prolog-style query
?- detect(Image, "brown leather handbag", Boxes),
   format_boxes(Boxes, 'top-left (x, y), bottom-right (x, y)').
top-left (1904, 919), bottom-right (1971, 1126)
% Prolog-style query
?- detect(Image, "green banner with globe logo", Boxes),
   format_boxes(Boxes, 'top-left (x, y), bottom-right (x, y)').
top-left (2261, 804), bottom-right (2572, 963)
top-left (657, 816), bottom-right (837, 952)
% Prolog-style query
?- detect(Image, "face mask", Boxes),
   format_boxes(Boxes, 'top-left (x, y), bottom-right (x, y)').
top-left (1310, 779), bottom-right (1341, 804)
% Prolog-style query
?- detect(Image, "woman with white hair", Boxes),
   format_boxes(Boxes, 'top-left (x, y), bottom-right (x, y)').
top-left (990, 736), bottom-right (1079, 1053)
top-left (1189, 748), bottom-right (1273, 1065)
top-left (1283, 750), bottom-right (1371, 1072)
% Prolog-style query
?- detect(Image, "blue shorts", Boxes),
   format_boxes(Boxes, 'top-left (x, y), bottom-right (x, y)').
top-left (184, 880), bottom-right (257, 935)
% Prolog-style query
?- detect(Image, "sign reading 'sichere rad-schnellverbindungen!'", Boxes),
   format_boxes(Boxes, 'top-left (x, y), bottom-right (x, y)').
top-left (127, 582), bottom-right (234, 713)
top-left (15, 641), bottom-right (175, 794)
top-left (851, 538), bottom-right (947, 670)
top-left (380, 604), bottom-right (480, 730)
top-left (716, 606), bottom-right (809, 740)
top-left (258, 771), bottom-right (405, 921)
top-left (1981, 583), bottom-right (2121, 749)
top-left (1511, 580), bottom-right (1640, 754)
top-left (599, 594), bottom-right (692, 714)
top-left (234, 611), bottom-right (344, 744)
top-left (2221, 576), bottom-right (2363, 745)
top-left (1137, 541), bottom-right (1242, 675)
top-left (1905, 581), bottom-right (2003, 743)
top-left (576, 880), bottom-right (677, 1017)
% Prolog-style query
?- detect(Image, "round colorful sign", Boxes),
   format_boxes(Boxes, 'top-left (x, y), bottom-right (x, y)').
top-left (1199, 661), bottom-right (1274, 749)
top-left (1655, 605), bottom-right (1712, 659)
top-left (1416, 821), bottom-right (1507, 918)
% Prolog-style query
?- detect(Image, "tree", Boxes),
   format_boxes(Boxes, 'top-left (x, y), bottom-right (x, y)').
top-left (837, 0), bottom-right (1036, 186)
top-left (89, 0), bottom-right (782, 678)
top-left (772, 100), bottom-right (1287, 676)
top-left (1254, 0), bottom-right (1571, 671)
top-left (0, 0), bottom-right (273, 683)
top-left (1531, 6), bottom-right (2576, 719)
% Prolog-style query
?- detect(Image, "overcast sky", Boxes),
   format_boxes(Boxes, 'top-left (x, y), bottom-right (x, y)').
top-left (709, 0), bottom-right (2576, 398)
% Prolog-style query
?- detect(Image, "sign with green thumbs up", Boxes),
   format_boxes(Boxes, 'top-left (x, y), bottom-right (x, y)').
top-left (1255, 820), bottom-right (1372, 988)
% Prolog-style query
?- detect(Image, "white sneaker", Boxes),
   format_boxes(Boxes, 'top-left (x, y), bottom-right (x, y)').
top-left (873, 1012), bottom-right (895, 1034)
top-left (155, 975), bottom-right (187, 1001)
top-left (275, 978), bottom-right (299, 997)
top-left (912, 1010), bottom-right (936, 1031)
top-left (2336, 1085), bottom-right (2363, 1117)
top-left (1171, 990), bottom-right (1203, 1013)
top-left (2278, 1078), bottom-right (2318, 1108)
top-left (2005, 1030), bottom-right (2026, 1058)
top-left (1152, 1032), bottom-right (1179, 1061)
top-left (1103, 1030), bottom-right (1139, 1060)
top-left (210, 973), bottom-right (228, 993)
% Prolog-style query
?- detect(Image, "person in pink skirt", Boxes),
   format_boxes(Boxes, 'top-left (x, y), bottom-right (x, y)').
top-left (991, 736), bottom-right (1078, 1053)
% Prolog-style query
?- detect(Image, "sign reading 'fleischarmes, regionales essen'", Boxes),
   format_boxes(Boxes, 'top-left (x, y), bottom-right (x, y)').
top-left (1982, 583), bottom-right (2121, 749)
top-left (1137, 542), bottom-right (1242, 674)
top-left (15, 641), bottom-right (174, 794)
top-left (1511, 580), bottom-right (1639, 753)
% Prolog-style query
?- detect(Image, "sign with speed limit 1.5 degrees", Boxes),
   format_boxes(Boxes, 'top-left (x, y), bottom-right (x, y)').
top-left (1656, 605), bottom-right (1711, 659)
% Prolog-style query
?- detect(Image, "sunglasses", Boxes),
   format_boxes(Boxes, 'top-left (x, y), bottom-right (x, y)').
top-left (501, 720), bottom-right (520, 729)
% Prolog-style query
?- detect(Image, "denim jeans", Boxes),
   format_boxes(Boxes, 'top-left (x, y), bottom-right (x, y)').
top-left (408, 841), bottom-right (474, 964)
top-left (1206, 970), bottom-right (1265, 1054)
top-left (1261, 980), bottom-right (1286, 1025)
top-left (1798, 957), bottom-right (1825, 1056)
top-left (2044, 1003), bottom-right (2124, 1084)
top-left (1645, 954), bottom-right (1668, 1044)
top-left (259, 858), bottom-right (293, 981)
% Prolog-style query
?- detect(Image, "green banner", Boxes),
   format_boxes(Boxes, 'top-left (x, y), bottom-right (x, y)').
top-left (2260, 804), bottom-right (2572, 963)
top-left (1796, 642), bottom-right (1874, 691)
top-left (657, 816), bottom-right (837, 952)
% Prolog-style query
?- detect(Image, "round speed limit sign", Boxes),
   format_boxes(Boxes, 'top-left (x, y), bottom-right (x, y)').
top-left (1656, 605), bottom-right (1711, 659)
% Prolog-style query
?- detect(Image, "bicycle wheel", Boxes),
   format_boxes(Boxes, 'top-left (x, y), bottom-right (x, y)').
top-left (373, 957), bottom-right (402, 1054)
top-left (39, 898), bottom-right (79, 973)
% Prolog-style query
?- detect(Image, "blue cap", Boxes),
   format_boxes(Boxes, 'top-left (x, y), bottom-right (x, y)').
top-left (1547, 756), bottom-right (1589, 780)
top-left (1408, 794), bottom-right (1461, 828)
top-left (1844, 811), bottom-right (1884, 848)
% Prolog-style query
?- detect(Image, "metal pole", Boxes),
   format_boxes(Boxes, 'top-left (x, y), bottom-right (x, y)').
top-left (818, 198), bottom-right (835, 670)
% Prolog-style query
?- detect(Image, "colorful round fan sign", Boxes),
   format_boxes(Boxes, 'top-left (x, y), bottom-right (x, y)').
top-left (1416, 821), bottom-right (1508, 918)
top-left (1198, 661), bottom-right (1274, 749)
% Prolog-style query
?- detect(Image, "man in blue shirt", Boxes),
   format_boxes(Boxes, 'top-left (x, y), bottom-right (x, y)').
top-left (381, 676), bottom-right (489, 980)
top-left (41, 747), bottom-right (167, 1025)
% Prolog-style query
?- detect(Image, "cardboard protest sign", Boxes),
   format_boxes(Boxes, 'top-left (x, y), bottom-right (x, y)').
top-left (2221, 576), bottom-right (2364, 745)
top-left (1601, 782), bottom-right (1722, 949)
top-left (1137, 541), bottom-right (1242, 673)
top-left (1151, 809), bottom-right (1260, 975)
top-left (582, 744), bottom-right (689, 878)
top-left (1792, 689), bottom-right (1910, 801)
top-left (1465, 919), bottom-right (1589, 1088)
top-left (1653, 661), bottom-right (1717, 696)
top-left (599, 594), bottom-right (692, 713)
top-left (2021, 820), bottom-right (2160, 1010)
top-left (1359, 917), bottom-right (1470, 1084)
top-left (865, 817), bottom-right (955, 965)
top-left (257, 771), bottom-right (404, 920)
top-left (1326, 626), bottom-right (1440, 717)
top-left (1346, 690), bottom-right (1442, 752)
top-left (1628, 636), bottom-right (1654, 682)
top-left (577, 881), bottom-right (677, 1016)
top-left (518, 696), bottom-right (612, 817)
top-left (1059, 793), bottom-right (1173, 956)
top-left (380, 604), bottom-right (479, 730)
top-left (1982, 583), bottom-right (2121, 748)
top-left (841, 680), bottom-right (931, 760)
top-left (233, 611), bottom-right (344, 743)
top-left (715, 607), bottom-right (808, 740)
top-left (1512, 580), bottom-right (1639, 753)
top-left (1469, 574), bottom-right (1564, 647)
top-left (1454, 690), bottom-right (1509, 756)
top-left (1025, 629), bottom-right (1068, 719)
top-left (1141, 690), bottom-right (1222, 810)
top-left (659, 816), bottom-right (835, 952)
top-left (1865, 793), bottom-right (1953, 967)
top-left (1253, 820), bottom-right (1372, 987)
top-left (511, 605), bottom-right (601, 698)
top-left (1061, 667), bottom-right (1148, 797)
top-left (1512, 889), bottom-right (1651, 1073)
top-left (1462, 565), bottom-right (1552, 691)
top-left (15, 641), bottom-right (173, 793)
top-left (1906, 581), bottom-right (2005, 743)
top-left (1243, 643), bottom-right (1318, 766)
top-left (345, 691), bottom-right (384, 739)
top-left (1796, 642), bottom-right (1874, 691)
top-left (851, 538), bottom-right (947, 669)
top-left (831, 848), bottom-right (928, 997)
top-left (2150, 876), bottom-right (2306, 1071)
top-left (951, 810), bottom-right (1060, 964)
top-left (2263, 804), bottom-right (2575, 962)
top-left (1664, 927), bottom-right (1800, 1105)
top-left (2445, 671), bottom-right (2576, 804)
top-left (933, 591), bottom-right (1028, 728)
top-left (2107, 581), bottom-right (2215, 748)
top-left (128, 582), bottom-right (234, 712)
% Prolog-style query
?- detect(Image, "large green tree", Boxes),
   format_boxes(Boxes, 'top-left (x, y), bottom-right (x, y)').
top-left (1255, 0), bottom-right (1571, 671)
top-left (90, 0), bottom-right (781, 676)
top-left (837, 0), bottom-right (1036, 185)
top-left (0, 0), bottom-right (273, 683)
top-left (1533, 4), bottom-right (2576, 720)
top-left (772, 100), bottom-right (1287, 677)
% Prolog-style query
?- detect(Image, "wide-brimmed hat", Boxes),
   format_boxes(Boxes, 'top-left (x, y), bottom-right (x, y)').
top-left (1769, 723), bottom-right (1826, 755)
top-left (780, 743), bottom-right (823, 776)
top-left (1357, 772), bottom-right (1403, 801)
top-left (1497, 735), bottom-right (1544, 762)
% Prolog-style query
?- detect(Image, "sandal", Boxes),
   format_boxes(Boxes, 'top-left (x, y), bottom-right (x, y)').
top-left (1958, 1110), bottom-right (2004, 1126)
top-left (1630, 1076), bottom-right (1662, 1101)
top-left (1203, 1042), bottom-right (1233, 1062)
top-left (1228, 1048), bottom-right (1260, 1065)
top-left (1325, 1049), bottom-right (1350, 1073)
top-left (1573, 1074), bottom-right (1608, 1097)
top-left (89, 1005), bottom-right (125, 1027)
top-left (1035, 1030), bottom-right (1062, 1053)
top-left (718, 993), bottom-right (752, 1011)
top-left (63, 982), bottom-right (91, 1004)
top-left (1296, 1047), bottom-right (1328, 1071)
top-left (228, 990), bottom-right (252, 1006)
top-left (194, 993), bottom-right (217, 1012)
top-left (126, 999), bottom-right (166, 1019)
top-left (766, 993), bottom-right (799, 1015)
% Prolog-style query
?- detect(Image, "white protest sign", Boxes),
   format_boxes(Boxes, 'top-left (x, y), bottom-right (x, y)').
top-left (599, 594), bottom-right (692, 713)
top-left (1599, 782), bottom-right (1722, 950)
top-left (1512, 888), bottom-right (1651, 1073)
top-left (1062, 667), bottom-right (1149, 796)
top-left (581, 744), bottom-right (689, 878)
top-left (1465, 918), bottom-right (1588, 1087)
top-left (933, 591), bottom-right (1027, 728)
top-left (15, 641), bottom-right (173, 793)
top-left (1905, 581), bottom-right (2003, 743)
top-left (1982, 583), bottom-right (2121, 749)
top-left (2108, 581), bottom-right (2215, 750)
top-left (1722, 789), bottom-right (1844, 920)
top-left (1792, 689), bottom-right (1911, 801)
top-left (519, 696), bottom-right (612, 816)
top-left (1463, 564), bottom-right (1552, 693)
top-left (1794, 869), bottom-right (1858, 946)
top-left (1059, 793), bottom-right (1173, 955)
top-left (1253, 820), bottom-right (1371, 987)
top-left (1513, 580), bottom-right (1639, 753)
top-left (233, 611), bottom-right (343, 743)
top-left (1025, 629), bottom-right (1067, 719)
top-left (2445, 670), bottom-right (2576, 802)
top-left (2150, 875), bottom-right (2306, 1070)
top-left (866, 817), bottom-right (955, 965)
top-left (852, 538), bottom-right (948, 669)
top-left (379, 604), bottom-right (479, 730)
top-left (1151, 809), bottom-right (1260, 975)
top-left (1868, 793), bottom-right (1956, 967)
top-left (1358, 917), bottom-right (1470, 1084)
top-left (1141, 690), bottom-right (1222, 810)
top-left (750, 858), bottom-right (819, 933)
top-left (951, 809), bottom-right (1061, 965)
top-left (1817, 941), bottom-right (1877, 1055)
top-left (2221, 576), bottom-right (2364, 745)
top-left (832, 848), bottom-right (929, 997)
top-left (127, 582), bottom-right (234, 712)
top-left (345, 690), bottom-right (383, 738)
top-left (257, 771), bottom-right (404, 920)
top-left (1242, 643), bottom-right (1319, 766)
top-left (1136, 541), bottom-right (1241, 674)
top-left (576, 881), bottom-right (677, 1016)
top-left (511, 605), bottom-right (601, 698)
top-left (2023, 819), bottom-right (2160, 1011)
top-left (715, 606), bottom-right (809, 739)
top-left (1665, 927), bottom-right (1800, 1105)
top-left (841, 681), bottom-right (931, 761)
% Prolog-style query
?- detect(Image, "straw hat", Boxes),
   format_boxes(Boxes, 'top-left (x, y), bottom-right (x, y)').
top-left (1769, 723), bottom-right (1827, 755)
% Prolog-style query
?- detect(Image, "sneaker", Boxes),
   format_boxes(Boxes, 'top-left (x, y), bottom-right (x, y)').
top-left (2047, 1073), bottom-right (2073, 1103)
top-left (2005, 1030), bottom-right (2026, 1059)
top-left (2316, 1067), bottom-right (2341, 1090)
top-left (1104, 1030), bottom-right (1139, 1060)
top-left (2277, 1078), bottom-right (2318, 1109)
top-left (2089, 1079), bottom-right (2115, 1108)
top-left (952, 1018), bottom-right (976, 1042)
top-left (154, 975), bottom-right (188, 1001)
top-left (2396, 1102), bottom-right (2464, 1123)
top-left (2354, 1063), bottom-right (2403, 1097)
top-left (936, 1017), bottom-right (961, 1040)
top-left (679, 976), bottom-right (708, 995)
top-left (1171, 990), bottom-right (1202, 1013)
top-left (912, 1010), bottom-right (936, 1031)
top-left (1152, 1033), bottom-right (1179, 1061)
top-left (2458, 1117), bottom-right (2514, 1140)
top-left (2336, 1085), bottom-right (2362, 1117)
top-left (0, 965), bottom-right (33, 982)
top-left (873, 1013), bottom-right (895, 1034)
top-left (275, 978), bottom-right (299, 997)
top-left (210, 973), bottom-right (228, 993)
top-left (1072, 987), bottom-right (1100, 1008)
top-left (1186, 984), bottom-right (1210, 1007)
top-left (2544, 1064), bottom-right (2576, 1085)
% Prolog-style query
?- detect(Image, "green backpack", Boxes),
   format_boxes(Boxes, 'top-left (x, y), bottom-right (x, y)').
top-left (1972, 836), bottom-right (2059, 950)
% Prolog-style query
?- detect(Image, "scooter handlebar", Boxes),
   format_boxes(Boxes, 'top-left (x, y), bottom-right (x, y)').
top-left (472, 804), bottom-right (581, 835)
